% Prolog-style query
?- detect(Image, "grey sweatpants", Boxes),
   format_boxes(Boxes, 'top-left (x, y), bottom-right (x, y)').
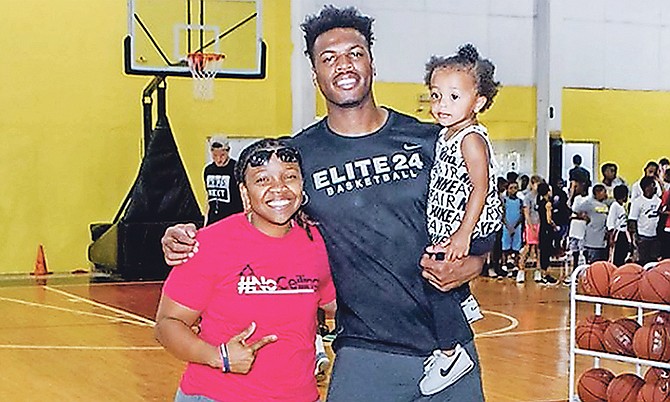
top-left (326, 340), bottom-right (484, 402)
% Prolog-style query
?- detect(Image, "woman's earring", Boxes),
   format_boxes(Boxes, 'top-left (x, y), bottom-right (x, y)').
top-left (301, 191), bottom-right (309, 206)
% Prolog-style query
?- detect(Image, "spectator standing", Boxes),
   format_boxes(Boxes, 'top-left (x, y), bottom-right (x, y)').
top-left (569, 154), bottom-right (591, 202)
top-left (502, 180), bottom-right (524, 283)
top-left (606, 185), bottom-right (631, 266)
top-left (600, 162), bottom-right (627, 205)
top-left (628, 176), bottom-right (661, 265)
top-left (203, 135), bottom-right (243, 225)
top-left (519, 175), bottom-right (544, 282)
top-left (631, 161), bottom-right (663, 200)
top-left (574, 184), bottom-right (609, 264)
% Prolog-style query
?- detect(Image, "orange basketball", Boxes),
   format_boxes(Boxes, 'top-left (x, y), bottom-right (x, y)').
top-left (577, 367), bottom-right (615, 402)
top-left (638, 379), bottom-right (670, 402)
top-left (610, 263), bottom-right (644, 300)
top-left (603, 318), bottom-right (640, 356)
top-left (634, 324), bottom-right (670, 362)
top-left (645, 367), bottom-right (670, 384)
top-left (639, 261), bottom-right (670, 304)
top-left (576, 315), bottom-right (611, 352)
top-left (580, 261), bottom-right (617, 296)
top-left (606, 373), bottom-right (644, 402)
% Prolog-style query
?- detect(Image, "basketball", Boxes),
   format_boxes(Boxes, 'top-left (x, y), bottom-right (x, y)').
top-left (639, 261), bottom-right (670, 304)
top-left (576, 315), bottom-right (611, 351)
top-left (577, 367), bottom-right (615, 402)
top-left (633, 324), bottom-right (670, 361)
top-left (610, 263), bottom-right (644, 300)
top-left (580, 261), bottom-right (617, 296)
top-left (606, 373), bottom-right (644, 402)
top-left (645, 367), bottom-right (670, 385)
top-left (638, 379), bottom-right (670, 402)
top-left (603, 318), bottom-right (640, 356)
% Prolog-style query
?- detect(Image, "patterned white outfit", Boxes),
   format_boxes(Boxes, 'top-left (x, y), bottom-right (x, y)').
top-left (427, 124), bottom-right (503, 245)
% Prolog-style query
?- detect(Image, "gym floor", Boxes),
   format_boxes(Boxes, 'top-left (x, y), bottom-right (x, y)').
top-left (0, 269), bottom-right (640, 401)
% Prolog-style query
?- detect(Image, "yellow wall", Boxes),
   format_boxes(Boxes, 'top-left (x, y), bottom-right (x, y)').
top-left (0, 0), bottom-right (291, 273)
top-left (563, 88), bottom-right (670, 184)
top-left (316, 83), bottom-right (537, 140)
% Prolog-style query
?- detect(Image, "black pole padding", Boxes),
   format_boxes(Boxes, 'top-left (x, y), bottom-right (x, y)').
top-left (142, 76), bottom-right (164, 153)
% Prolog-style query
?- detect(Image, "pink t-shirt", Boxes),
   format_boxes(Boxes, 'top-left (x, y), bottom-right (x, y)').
top-left (163, 213), bottom-right (335, 402)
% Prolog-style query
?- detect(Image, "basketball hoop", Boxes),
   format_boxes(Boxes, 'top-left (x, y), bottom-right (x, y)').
top-left (187, 52), bottom-right (225, 101)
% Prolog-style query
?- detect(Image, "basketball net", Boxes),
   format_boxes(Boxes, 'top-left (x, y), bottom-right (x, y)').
top-left (187, 53), bottom-right (225, 101)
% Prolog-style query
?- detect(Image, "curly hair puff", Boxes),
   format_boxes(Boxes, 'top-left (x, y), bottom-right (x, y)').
top-left (424, 43), bottom-right (500, 112)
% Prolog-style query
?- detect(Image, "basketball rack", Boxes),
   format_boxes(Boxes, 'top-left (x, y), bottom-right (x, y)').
top-left (568, 263), bottom-right (670, 401)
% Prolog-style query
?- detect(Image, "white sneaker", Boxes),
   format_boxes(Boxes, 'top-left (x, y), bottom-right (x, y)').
top-left (460, 294), bottom-right (484, 324)
top-left (419, 344), bottom-right (475, 395)
top-left (314, 352), bottom-right (330, 378)
top-left (516, 270), bottom-right (525, 283)
top-left (533, 269), bottom-right (542, 282)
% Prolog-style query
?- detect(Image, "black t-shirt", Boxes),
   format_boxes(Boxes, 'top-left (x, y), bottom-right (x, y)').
top-left (291, 109), bottom-right (472, 356)
top-left (569, 165), bottom-right (590, 185)
top-left (203, 160), bottom-right (243, 224)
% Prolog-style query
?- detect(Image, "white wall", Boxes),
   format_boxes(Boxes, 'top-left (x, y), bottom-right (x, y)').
top-left (300, 0), bottom-right (535, 85)
top-left (561, 0), bottom-right (670, 90)
top-left (295, 0), bottom-right (670, 91)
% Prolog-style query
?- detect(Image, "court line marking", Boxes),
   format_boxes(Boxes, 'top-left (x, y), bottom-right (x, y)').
top-left (477, 326), bottom-right (569, 339)
top-left (0, 295), bottom-right (151, 327)
top-left (43, 285), bottom-right (156, 326)
top-left (0, 344), bottom-right (163, 351)
top-left (473, 309), bottom-right (519, 337)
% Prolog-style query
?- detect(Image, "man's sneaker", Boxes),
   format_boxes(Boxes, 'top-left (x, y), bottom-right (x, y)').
top-left (541, 274), bottom-right (559, 285)
top-left (516, 270), bottom-right (525, 283)
top-left (419, 344), bottom-right (475, 395)
top-left (533, 269), bottom-right (543, 282)
top-left (314, 352), bottom-right (330, 379)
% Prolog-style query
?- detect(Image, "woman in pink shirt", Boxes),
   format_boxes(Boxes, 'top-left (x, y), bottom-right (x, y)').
top-left (155, 139), bottom-right (336, 402)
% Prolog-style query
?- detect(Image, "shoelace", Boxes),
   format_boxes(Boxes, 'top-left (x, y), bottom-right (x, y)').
top-left (422, 350), bottom-right (443, 372)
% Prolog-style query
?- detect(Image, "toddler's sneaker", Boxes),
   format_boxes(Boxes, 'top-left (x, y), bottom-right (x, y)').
top-left (419, 344), bottom-right (474, 395)
top-left (460, 294), bottom-right (484, 324)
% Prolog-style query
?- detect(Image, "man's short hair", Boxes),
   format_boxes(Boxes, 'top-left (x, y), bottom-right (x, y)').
top-left (640, 175), bottom-right (656, 190)
top-left (209, 135), bottom-right (230, 150)
top-left (645, 160), bottom-right (659, 171)
top-left (506, 171), bottom-right (519, 183)
top-left (601, 162), bottom-right (617, 175)
top-left (301, 5), bottom-right (375, 64)
top-left (573, 154), bottom-right (582, 165)
top-left (592, 184), bottom-right (606, 195)
top-left (659, 157), bottom-right (669, 166)
top-left (613, 184), bottom-right (628, 200)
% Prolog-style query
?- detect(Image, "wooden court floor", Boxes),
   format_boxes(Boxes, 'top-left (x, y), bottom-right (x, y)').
top-left (0, 270), bottom-right (639, 401)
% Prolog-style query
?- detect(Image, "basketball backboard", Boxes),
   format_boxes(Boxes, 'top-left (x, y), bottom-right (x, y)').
top-left (124, 0), bottom-right (265, 79)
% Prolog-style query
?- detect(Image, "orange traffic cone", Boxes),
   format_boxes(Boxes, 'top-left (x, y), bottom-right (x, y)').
top-left (31, 244), bottom-right (52, 276)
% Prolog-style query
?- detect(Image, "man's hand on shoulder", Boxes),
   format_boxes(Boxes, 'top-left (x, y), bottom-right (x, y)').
top-left (161, 223), bottom-right (199, 266)
top-left (419, 251), bottom-right (484, 292)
